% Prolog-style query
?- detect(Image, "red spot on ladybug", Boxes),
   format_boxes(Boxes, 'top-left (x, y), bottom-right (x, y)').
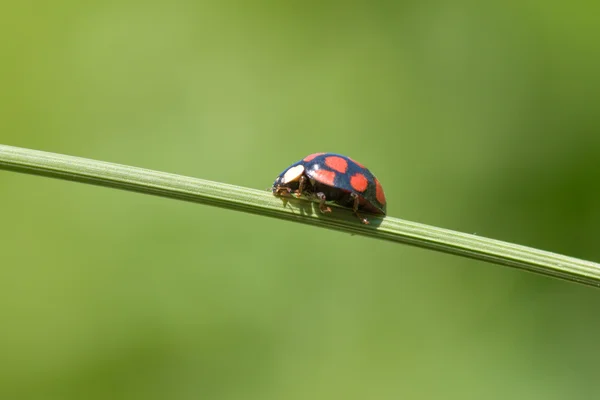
top-left (303, 152), bottom-right (326, 162)
top-left (375, 178), bottom-right (386, 205)
top-left (313, 169), bottom-right (336, 186)
top-left (272, 153), bottom-right (386, 224)
top-left (325, 156), bottom-right (348, 173)
top-left (350, 173), bottom-right (368, 192)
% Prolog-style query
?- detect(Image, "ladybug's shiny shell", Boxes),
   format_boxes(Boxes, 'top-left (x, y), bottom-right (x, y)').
top-left (272, 153), bottom-right (386, 221)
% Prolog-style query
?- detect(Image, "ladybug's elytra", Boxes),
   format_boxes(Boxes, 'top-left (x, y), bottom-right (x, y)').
top-left (272, 153), bottom-right (386, 224)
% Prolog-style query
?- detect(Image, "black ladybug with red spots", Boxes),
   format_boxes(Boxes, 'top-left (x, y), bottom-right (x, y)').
top-left (272, 153), bottom-right (386, 224)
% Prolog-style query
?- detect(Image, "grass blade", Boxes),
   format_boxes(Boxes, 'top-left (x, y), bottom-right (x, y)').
top-left (1, 144), bottom-right (598, 287)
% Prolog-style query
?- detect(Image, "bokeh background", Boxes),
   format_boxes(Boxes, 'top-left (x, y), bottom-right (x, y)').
top-left (1, 1), bottom-right (599, 399)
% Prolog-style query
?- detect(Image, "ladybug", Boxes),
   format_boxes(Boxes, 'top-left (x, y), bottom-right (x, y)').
top-left (272, 153), bottom-right (386, 224)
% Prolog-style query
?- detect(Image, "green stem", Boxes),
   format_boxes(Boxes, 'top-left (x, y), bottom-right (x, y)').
top-left (1, 144), bottom-right (598, 287)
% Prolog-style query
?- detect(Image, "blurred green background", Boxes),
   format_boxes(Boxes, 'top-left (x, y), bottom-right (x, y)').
top-left (1, 1), bottom-right (599, 399)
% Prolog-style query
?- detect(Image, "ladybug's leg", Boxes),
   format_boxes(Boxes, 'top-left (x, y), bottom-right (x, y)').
top-left (350, 192), bottom-right (369, 225)
top-left (316, 192), bottom-right (332, 213)
top-left (294, 175), bottom-right (307, 197)
top-left (273, 186), bottom-right (292, 196)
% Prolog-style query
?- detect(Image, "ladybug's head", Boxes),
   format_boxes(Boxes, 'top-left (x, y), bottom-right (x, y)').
top-left (272, 164), bottom-right (305, 192)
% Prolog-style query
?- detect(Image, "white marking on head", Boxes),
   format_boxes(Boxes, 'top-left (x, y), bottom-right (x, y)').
top-left (282, 165), bottom-right (305, 184)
